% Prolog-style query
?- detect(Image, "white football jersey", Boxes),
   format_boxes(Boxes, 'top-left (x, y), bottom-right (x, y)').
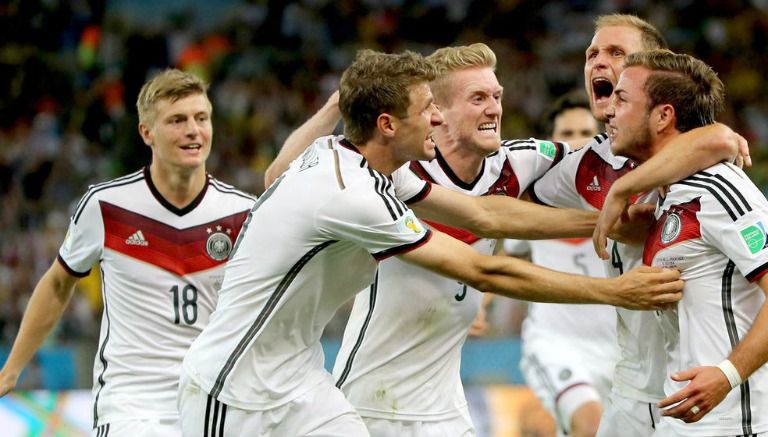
top-left (182, 135), bottom-right (432, 411)
top-left (58, 168), bottom-right (256, 427)
top-left (517, 238), bottom-right (619, 361)
top-left (531, 134), bottom-right (667, 402)
top-left (332, 138), bottom-right (568, 421)
top-left (645, 163), bottom-right (768, 436)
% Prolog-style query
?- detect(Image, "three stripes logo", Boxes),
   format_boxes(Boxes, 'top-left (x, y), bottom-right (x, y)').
top-left (587, 175), bottom-right (602, 192)
top-left (125, 230), bottom-right (149, 246)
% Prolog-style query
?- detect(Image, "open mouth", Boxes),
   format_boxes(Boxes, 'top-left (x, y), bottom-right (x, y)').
top-left (180, 144), bottom-right (202, 151)
top-left (592, 78), bottom-right (614, 101)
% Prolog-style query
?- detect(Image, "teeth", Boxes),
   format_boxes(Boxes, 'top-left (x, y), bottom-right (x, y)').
top-left (478, 123), bottom-right (496, 131)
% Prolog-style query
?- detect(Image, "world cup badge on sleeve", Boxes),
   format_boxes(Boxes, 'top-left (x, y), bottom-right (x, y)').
top-left (206, 225), bottom-right (233, 261)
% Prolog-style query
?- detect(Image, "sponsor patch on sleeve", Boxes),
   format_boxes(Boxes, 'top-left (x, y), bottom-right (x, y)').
top-left (739, 221), bottom-right (768, 255)
top-left (537, 141), bottom-right (557, 160)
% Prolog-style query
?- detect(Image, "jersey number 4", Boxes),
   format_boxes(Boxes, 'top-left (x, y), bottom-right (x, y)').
top-left (169, 285), bottom-right (198, 325)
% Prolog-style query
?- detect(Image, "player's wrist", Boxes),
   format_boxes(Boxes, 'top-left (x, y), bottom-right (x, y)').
top-left (716, 359), bottom-right (742, 389)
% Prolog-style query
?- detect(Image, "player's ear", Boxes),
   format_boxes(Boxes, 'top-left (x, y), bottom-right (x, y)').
top-left (377, 113), bottom-right (397, 138)
top-left (655, 103), bottom-right (676, 133)
top-left (138, 122), bottom-right (153, 147)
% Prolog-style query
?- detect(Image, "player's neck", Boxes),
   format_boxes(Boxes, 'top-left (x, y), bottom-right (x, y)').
top-left (438, 145), bottom-right (484, 183)
top-left (355, 140), bottom-right (406, 176)
top-left (148, 163), bottom-right (207, 208)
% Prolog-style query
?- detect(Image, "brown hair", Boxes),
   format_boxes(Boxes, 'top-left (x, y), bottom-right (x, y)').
top-left (137, 68), bottom-right (210, 126)
top-left (339, 49), bottom-right (438, 144)
top-left (426, 43), bottom-right (497, 105)
top-left (625, 49), bottom-right (725, 132)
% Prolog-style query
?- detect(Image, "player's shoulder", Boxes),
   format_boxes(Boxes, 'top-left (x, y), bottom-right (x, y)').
top-left (71, 169), bottom-right (146, 218)
top-left (207, 175), bottom-right (258, 205)
top-left (673, 162), bottom-right (763, 218)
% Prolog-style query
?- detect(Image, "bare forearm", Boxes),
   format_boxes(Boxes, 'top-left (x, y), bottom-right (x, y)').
top-left (472, 255), bottom-right (613, 304)
top-left (611, 123), bottom-right (740, 200)
top-left (1, 265), bottom-right (76, 379)
top-left (414, 190), bottom-right (597, 239)
top-left (475, 196), bottom-right (597, 239)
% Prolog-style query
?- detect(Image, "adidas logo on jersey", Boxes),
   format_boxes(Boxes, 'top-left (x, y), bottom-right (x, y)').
top-left (587, 176), bottom-right (601, 192)
top-left (125, 230), bottom-right (149, 246)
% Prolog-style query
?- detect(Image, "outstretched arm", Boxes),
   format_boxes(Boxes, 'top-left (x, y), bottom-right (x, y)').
top-left (593, 123), bottom-right (749, 258)
top-left (413, 183), bottom-right (598, 239)
top-left (658, 274), bottom-right (768, 423)
top-left (0, 261), bottom-right (79, 396)
top-left (399, 231), bottom-right (683, 309)
top-left (264, 91), bottom-right (341, 188)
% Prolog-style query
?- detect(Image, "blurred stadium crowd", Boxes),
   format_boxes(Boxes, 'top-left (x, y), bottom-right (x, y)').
top-left (1, 0), bottom-right (767, 387)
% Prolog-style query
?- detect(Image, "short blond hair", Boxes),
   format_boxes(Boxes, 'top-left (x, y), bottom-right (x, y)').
top-left (136, 68), bottom-right (210, 126)
top-left (595, 14), bottom-right (668, 51)
top-left (426, 43), bottom-right (497, 105)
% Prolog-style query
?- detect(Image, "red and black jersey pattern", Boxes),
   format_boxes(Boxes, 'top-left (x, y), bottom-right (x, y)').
top-left (575, 148), bottom-right (639, 209)
top-left (409, 160), bottom-right (522, 245)
top-left (643, 198), bottom-right (702, 265)
top-left (101, 201), bottom-right (250, 276)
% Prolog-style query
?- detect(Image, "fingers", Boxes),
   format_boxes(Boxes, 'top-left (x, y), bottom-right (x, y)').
top-left (737, 134), bottom-right (752, 167)
top-left (592, 226), bottom-right (609, 260)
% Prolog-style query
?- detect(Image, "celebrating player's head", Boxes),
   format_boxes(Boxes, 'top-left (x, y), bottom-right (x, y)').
top-left (585, 14), bottom-right (668, 122)
top-left (137, 69), bottom-right (213, 172)
top-left (426, 43), bottom-right (503, 155)
top-left (606, 50), bottom-right (725, 161)
top-left (339, 49), bottom-right (439, 145)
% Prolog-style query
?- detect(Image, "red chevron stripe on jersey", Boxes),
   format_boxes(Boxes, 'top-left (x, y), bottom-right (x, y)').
top-left (643, 198), bottom-right (702, 265)
top-left (101, 201), bottom-right (250, 275)
top-left (576, 148), bottom-right (639, 209)
top-left (410, 160), bottom-right (521, 245)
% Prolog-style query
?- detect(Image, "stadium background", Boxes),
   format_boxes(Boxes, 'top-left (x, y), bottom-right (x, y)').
top-left (1, 0), bottom-right (767, 435)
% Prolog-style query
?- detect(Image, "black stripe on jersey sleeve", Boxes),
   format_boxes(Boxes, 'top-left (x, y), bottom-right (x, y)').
top-left (501, 139), bottom-right (535, 149)
top-left (73, 170), bottom-right (144, 224)
top-left (56, 254), bottom-right (91, 278)
top-left (211, 240), bottom-right (338, 398)
top-left (705, 171), bottom-right (752, 213)
top-left (746, 260), bottom-right (768, 282)
top-left (404, 181), bottom-right (432, 205)
top-left (335, 270), bottom-right (379, 389)
top-left (551, 141), bottom-right (567, 167)
top-left (369, 170), bottom-right (399, 220)
top-left (677, 180), bottom-right (738, 221)
top-left (381, 175), bottom-right (407, 216)
top-left (371, 229), bottom-right (432, 261)
top-left (688, 173), bottom-right (748, 216)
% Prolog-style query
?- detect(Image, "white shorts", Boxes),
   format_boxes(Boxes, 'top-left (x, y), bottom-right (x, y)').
top-left (92, 418), bottom-right (181, 437)
top-left (521, 341), bottom-right (614, 434)
top-left (178, 370), bottom-right (368, 436)
top-left (596, 392), bottom-right (660, 437)
top-left (363, 407), bottom-right (475, 437)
